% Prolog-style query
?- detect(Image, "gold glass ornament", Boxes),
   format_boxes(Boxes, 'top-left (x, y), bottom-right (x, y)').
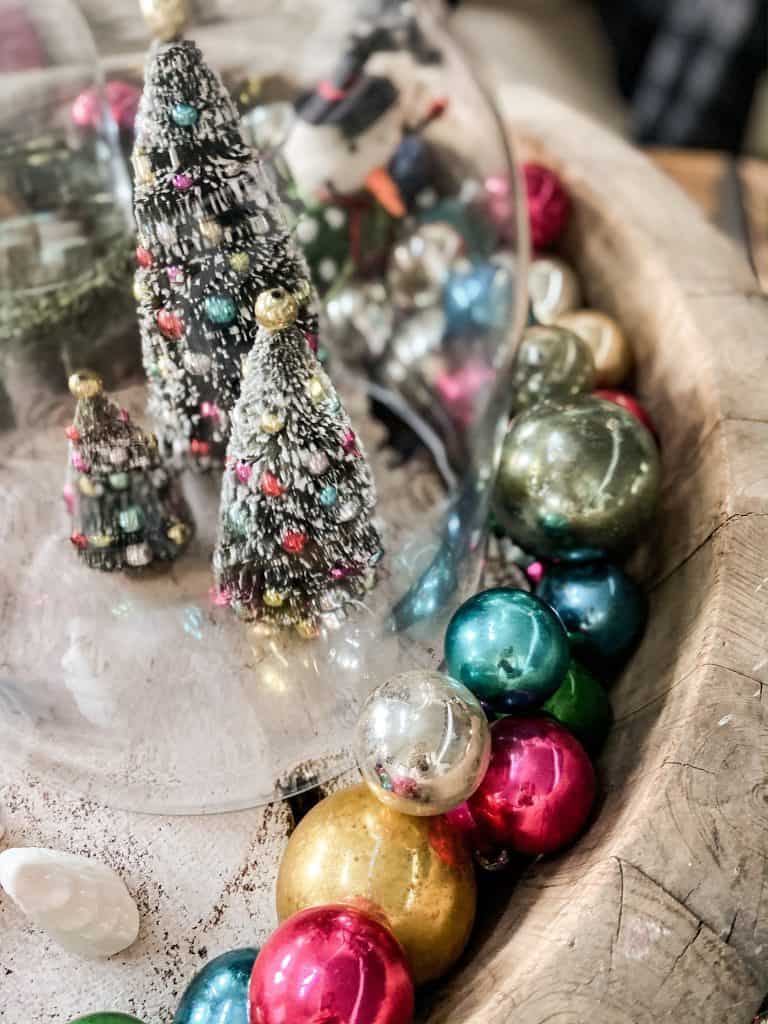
top-left (131, 150), bottom-right (154, 186)
top-left (88, 533), bottom-right (113, 548)
top-left (293, 278), bottom-right (313, 305)
top-left (307, 375), bottom-right (325, 404)
top-left (68, 370), bottom-right (103, 400)
top-left (555, 309), bottom-right (633, 388)
top-left (229, 252), bottom-right (250, 274)
top-left (263, 589), bottom-right (286, 608)
top-left (139, 0), bottom-right (189, 41)
top-left (199, 218), bottom-right (224, 246)
top-left (295, 620), bottom-right (319, 640)
top-left (78, 476), bottom-right (102, 498)
top-left (260, 411), bottom-right (285, 435)
top-left (254, 287), bottom-right (298, 331)
top-left (276, 783), bottom-right (476, 985)
top-left (528, 256), bottom-right (581, 324)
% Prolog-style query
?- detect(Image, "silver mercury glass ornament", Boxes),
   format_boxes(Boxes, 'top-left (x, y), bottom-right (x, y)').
top-left (354, 669), bottom-right (491, 816)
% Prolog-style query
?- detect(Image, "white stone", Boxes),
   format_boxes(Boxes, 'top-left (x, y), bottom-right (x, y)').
top-left (0, 847), bottom-right (140, 959)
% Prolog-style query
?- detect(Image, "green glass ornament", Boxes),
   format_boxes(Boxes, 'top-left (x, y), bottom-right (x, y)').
top-left (494, 397), bottom-right (660, 560)
top-left (68, 1015), bottom-right (146, 1024)
top-left (444, 587), bottom-right (569, 712)
top-left (542, 661), bottom-right (613, 753)
top-left (510, 324), bottom-right (596, 411)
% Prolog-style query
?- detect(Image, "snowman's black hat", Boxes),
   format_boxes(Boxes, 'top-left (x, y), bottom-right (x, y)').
top-left (295, 49), bottom-right (399, 140)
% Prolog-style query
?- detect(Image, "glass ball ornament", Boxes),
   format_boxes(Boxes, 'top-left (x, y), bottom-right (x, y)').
top-left (248, 905), bottom-right (414, 1024)
top-left (542, 660), bottom-right (613, 754)
top-left (354, 670), bottom-right (491, 815)
top-left (174, 948), bottom-right (258, 1024)
top-left (555, 310), bottom-right (633, 388)
top-left (1, 0), bottom-right (527, 814)
top-left (275, 783), bottom-right (476, 985)
top-left (444, 588), bottom-right (570, 712)
top-left (528, 255), bottom-right (581, 324)
top-left (510, 324), bottom-right (596, 411)
top-left (68, 1017), bottom-right (146, 1024)
top-left (495, 397), bottom-right (661, 560)
top-left (468, 714), bottom-right (596, 856)
top-left (536, 560), bottom-right (648, 673)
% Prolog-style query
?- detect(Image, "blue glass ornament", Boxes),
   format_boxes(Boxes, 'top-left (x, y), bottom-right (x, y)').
top-left (172, 102), bottom-right (199, 127)
top-left (319, 485), bottom-right (338, 506)
top-left (536, 561), bottom-right (647, 674)
top-left (442, 262), bottom-right (512, 335)
top-left (174, 947), bottom-right (259, 1024)
top-left (204, 295), bottom-right (237, 325)
top-left (444, 587), bottom-right (569, 712)
top-left (388, 135), bottom-right (434, 206)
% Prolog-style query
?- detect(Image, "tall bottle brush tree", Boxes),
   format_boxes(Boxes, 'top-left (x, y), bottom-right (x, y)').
top-left (214, 287), bottom-right (383, 637)
top-left (132, 39), bottom-right (315, 467)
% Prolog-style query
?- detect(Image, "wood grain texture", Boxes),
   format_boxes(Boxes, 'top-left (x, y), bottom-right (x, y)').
top-left (423, 89), bottom-right (768, 1024)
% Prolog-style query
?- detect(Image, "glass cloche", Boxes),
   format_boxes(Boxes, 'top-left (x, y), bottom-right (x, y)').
top-left (0, 0), bottom-right (528, 812)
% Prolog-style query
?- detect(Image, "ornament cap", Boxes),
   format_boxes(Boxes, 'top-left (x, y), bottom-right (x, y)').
top-left (139, 0), bottom-right (188, 41)
top-left (68, 370), bottom-right (103, 400)
top-left (254, 287), bottom-right (299, 330)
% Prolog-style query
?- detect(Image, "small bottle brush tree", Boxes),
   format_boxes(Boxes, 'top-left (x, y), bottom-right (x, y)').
top-left (213, 287), bottom-right (383, 636)
top-left (66, 370), bottom-right (193, 571)
top-left (132, 39), bottom-right (315, 468)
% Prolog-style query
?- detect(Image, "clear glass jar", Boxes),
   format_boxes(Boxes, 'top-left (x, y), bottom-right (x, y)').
top-left (0, 0), bottom-right (528, 812)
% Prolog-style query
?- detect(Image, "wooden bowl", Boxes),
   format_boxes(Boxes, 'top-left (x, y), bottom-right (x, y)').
top-left (1, 91), bottom-right (766, 1024)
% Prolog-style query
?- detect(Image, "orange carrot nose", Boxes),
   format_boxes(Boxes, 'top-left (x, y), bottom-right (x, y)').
top-left (365, 166), bottom-right (406, 218)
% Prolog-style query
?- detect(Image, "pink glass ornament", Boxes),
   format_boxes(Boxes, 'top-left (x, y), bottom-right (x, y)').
top-left (209, 585), bottom-right (232, 607)
top-left (248, 905), bottom-right (414, 1024)
top-left (118, 408), bottom-right (131, 423)
top-left (526, 560), bottom-right (546, 586)
top-left (342, 429), bottom-right (360, 456)
top-left (70, 452), bottom-right (89, 473)
top-left (72, 80), bottom-right (140, 133)
top-left (135, 246), bottom-right (153, 269)
top-left (436, 362), bottom-right (495, 427)
top-left (594, 389), bottom-right (659, 443)
top-left (330, 564), bottom-right (359, 580)
top-left (167, 265), bottom-right (183, 282)
top-left (304, 331), bottom-right (319, 353)
top-left (469, 715), bottom-right (595, 856)
top-left (200, 401), bottom-right (221, 420)
top-left (235, 462), bottom-right (252, 485)
top-left (484, 173), bottom-right (516, 245)
top-left (523, 162), bottom-right (570, 251)
top-left (172, 173), bottom-right (193, 190)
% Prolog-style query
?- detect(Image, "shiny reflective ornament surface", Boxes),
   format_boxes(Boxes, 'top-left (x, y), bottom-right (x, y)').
top-left (254, 287), bottom-right (298, 330)
top-left (556, 310), bottom-right (633, 387)
top-left (528, 256), bottom-right (581, 324)
top-left (354, 670), bottom-right (491, 815)
top-left (387, 222), bottom-right (463, 310)
top-left (495, 397), bottom-right (661, 559)
top-left (443, 259), bottom-right (513, 334)
top-left (523, 162), bottom-right (571, 251)
top-left (536, 560), bottom-right (648, 673)
top-left (594, 389), bottom-right (658, 442)
top-left (510, 324), bottom-right (596, 411)
top-left (139, 0), bottom-right (188, 40)
top-left (249, 905), bottom-right (414, 1024)
top-left (444, 587), bottom-right (569, 711)
top-left (542, 660), bottom-right (613, 753)
top-left (68, 1016), bottom-right (146, 1024)
top-left (276, 783), bottom-right (476, 984)
top-left (174, 947), bottom-right (258, 1024)
top-left (469, 715), bottom-right (596, 855)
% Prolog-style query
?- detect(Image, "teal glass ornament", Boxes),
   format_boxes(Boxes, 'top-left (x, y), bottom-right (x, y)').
top-left (536, 560), bottom-right (647, 674)
top-left (204, 295), bottom-right (237, 325)
top-left (444, 587), bottom-right (569, 712)
top-left (542, 660), bottom-right (613, 753)
top-left (495, 397), bottom-right (660, 560)
top-left (174, 947), bottom-right (259, 1024)
top-left (172, 102), bottom-right (199, 127)
top-left (108, 472), bottom-right (129, 490)
top-left (319, 485), bottom-right (338, 506)
top-left (68, 1015), bottom-right (146, 1024)
top-left (442, 261), bottom-right (512, 335)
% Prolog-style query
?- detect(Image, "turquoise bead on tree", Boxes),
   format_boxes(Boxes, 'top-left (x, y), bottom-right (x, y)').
top-left (174, 947), bottom-right (259, 1024)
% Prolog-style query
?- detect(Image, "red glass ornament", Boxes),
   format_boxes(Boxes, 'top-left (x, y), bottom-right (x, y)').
top-left (304, 331), bottom-right (319, 353)
top-left (157, 309), bottom-right (183, 340)
top-left (190, 439), bottom-right (210, 456)
top-left (72, 80), bottom-right (140, 132)
top-left (342, 429), bottom-right (360, 456)
top-left (70, 532), bottom-right (88, 550)
top-left (135, 246), bottom-right (153, 269)
top-left (260, 471), bottom-right (285, 498)
top-left (248, 904), bottom-right (414, 1024)
top-left (200, 401), bottom-right (221, 420)
top-left (523, 162), bottom-right (570, 251)
top-left (282, 530), bottom-right (307, 554)
top-left (118, 408), bottom-right (131, 423)
top-left (594, 389), bottom-right (658, 443)
top-left (64, 424), bottom-right (80, 442)
top-left (468, 715), bottom-right (595, 856)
